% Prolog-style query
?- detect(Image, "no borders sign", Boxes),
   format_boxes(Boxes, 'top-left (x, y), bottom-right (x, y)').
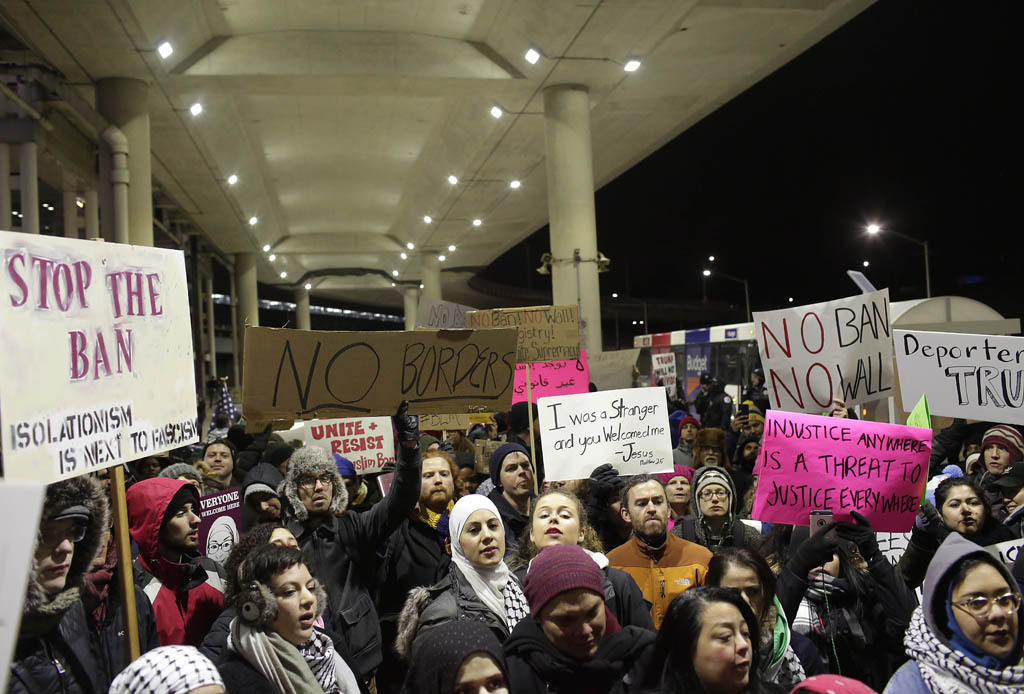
top-left (895, 330), bottom-right (1024, 425)
top-left (242, 326), bottom-right (518, 423)
top-left (754, 289), bottom-right (894, 414)
top-left (537, 387), bottom-right (673, 481)
top-left (751, 409), bottom-right (931, 532)
top-left (0, 231), bottom-right (198, 484)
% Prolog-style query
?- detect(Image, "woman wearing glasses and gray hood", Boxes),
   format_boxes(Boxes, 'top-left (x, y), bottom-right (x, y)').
top-left (884, 532), bottom-right (1024, 693)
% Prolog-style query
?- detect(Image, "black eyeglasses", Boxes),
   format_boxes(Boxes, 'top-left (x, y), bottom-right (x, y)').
top-left (298, 474), bottom-right (334, 491)
top-left (40, 523), bottom-right (87, 547)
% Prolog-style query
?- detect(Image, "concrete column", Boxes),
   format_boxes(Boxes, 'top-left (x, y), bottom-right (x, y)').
top-left (19, 142), bottom-right (39, 234)
top-left (403, 286), bottom-right (420, 331)
top-left (205, 277), bottom-right (217, 379)
top-left (0, 143), bottom-right (10, 225)
top-left (97, 78), bottom-right (153, 247)
top-left (236, 253), bottom-right (259, 375)
top-left (295, 287), bottom-right (311, 330)
top-left (84, 189), bottom-right (99, 239)
top-left (63, 190), bottom-right (79, 238)
top-left (229, 268), bottom-right (241, 387)
top-left (420, 254), bottom-right (442, 299)
top-left (543, 84), bottom-right (602, 353)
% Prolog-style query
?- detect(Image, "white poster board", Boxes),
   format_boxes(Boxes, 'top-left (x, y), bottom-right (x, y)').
top-left (415, 297), bottom-right (477, 330)
top-left (537, 387), bottom-right (673, 481)
top-left (0, 231), bottom-right (198, 483)
top-left (290, 416), bottom-right (395, 474)
top-left (753, 289), bottom-right (894, 414)
top-left (895, 330), bottom-right (1024, 424)
top-left (588, 349), bottom-right (640, 391)
top-left (652, 351), bottom-right (678, 398)
top-left (987, 538), bottom-right (1024, 567)
top-left (877, 531), bottom-right (913, 566)
top-left (0, 481), bottom-right (46, 691)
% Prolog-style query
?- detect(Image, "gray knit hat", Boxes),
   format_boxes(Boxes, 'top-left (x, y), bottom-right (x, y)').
top-left (693, 466), bottom-right (734, 521)
top-left (279, 445), bottom-right (348, 521)
top-left (158, 462), bottom-right (202, 487)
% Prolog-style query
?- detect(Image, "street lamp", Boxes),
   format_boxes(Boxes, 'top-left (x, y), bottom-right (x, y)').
top-left (865, 223), bottom-right (931, 297)
top-left (703, 268), bottom-right (751, 322)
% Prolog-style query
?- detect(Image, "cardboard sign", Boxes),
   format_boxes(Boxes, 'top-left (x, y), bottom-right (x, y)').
top-left (242, 326), bottom-right (518, 424)
top-left (291, 416), bottom-right (395, 474)
top-left (895, 330), bottom-right (1024, 425)
top-left (588, 349), bottom-right (640, 391)
top-left (418, 412), bottom-right (495, 431)
top-left (652, 351), bottom-right (678, 398)
top-left (198, 487), bottom-right (241, 565)
top-left (537, 387), bottom-right (674, 481)
top-left (753, 290), bottom-right (894, 414)
top-left (987, 538), bottom-right (1024, 567)
top-left (466, 305), bottom-right (579, 362)
top-left (0, 482), bottom-right (46, 691)
top-left (0, 231), bottom-right (198, 483)
top-left (513, 351), bottom-right (590, 403)
top-left (751, 409), bottom-right (931, 532)
top-left (474, 438), bottom-right (504, 475)
top-left (415, 297), bottom-right (477, 330)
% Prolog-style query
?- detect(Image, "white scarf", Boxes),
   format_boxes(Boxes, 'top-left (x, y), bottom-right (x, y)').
top-left (905, 606), bottom-right (1024, 694)
top-left (449, 495), bottom-right (516, 627)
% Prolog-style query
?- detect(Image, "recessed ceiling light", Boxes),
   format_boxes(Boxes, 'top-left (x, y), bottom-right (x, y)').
top-left (623, 59), bottom-right (641, 72)
top-left (438, 255), bottom-right (446, 262)
top-left (788, 297), bottom-right (794, 303)
top-left (76, 198), bottom-right (84, 208)
top-left (400, 252), bottom-right (408, 260)
top-left (392, 270), bottom-right (399, 276)
top-left (490, 106), bottom-right (503, 119)
top-left (248, 216), bottom-right (258, 226)
top-left (189, 102), bottom-right (203, 116)
top-left (227, 174), bottom-right (238, 185)
top-left (447, 175), bottom-right (458, 185)
top-left (509, 180), bottom-right (521, 189)
top-left (423, 215), bottom-right (432, 224)
top-left (863, 260), bottom-right (870, 267)
top-left (391, 282), bottom-right (396, 287)
top-left (708, 255), bottom-right (715, 262)
top-left (525, 48), bottom-right (540, 64)
top-left (407, 242), bottom-right (415, 250)
top-left (612, 293), bottom-right (618, 298)
top-left (419, 284), bottom-right (424, 289)
top-left (472, 218), bottom-right (482, 227)
top-left (268, 254), bottom-right (276, 261)
top-left (448, 245), bottom-right (456, 252)
top-left (304, 283), bottom-right (312, 290)
top-left (157, 42), bottom-right (173, 59)
top-left (279, 271), bottom-right (287, 279)
top-left (262, 244), bottom-right (271, 252)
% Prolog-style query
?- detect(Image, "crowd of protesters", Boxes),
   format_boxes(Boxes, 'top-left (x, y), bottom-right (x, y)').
top-left (10, 371), bottom-right (1024, 694)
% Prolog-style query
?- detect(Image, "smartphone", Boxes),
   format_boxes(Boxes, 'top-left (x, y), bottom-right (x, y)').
top-left (809, 510), bottom-right (833, 536)
top-left (737, 403), bottom-right (749, 418)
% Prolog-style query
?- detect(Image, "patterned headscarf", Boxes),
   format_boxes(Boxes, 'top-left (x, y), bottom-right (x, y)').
top-left (110, 646), bottom-right (223, 694)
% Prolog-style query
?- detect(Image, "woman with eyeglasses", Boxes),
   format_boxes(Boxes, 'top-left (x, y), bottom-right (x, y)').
top-left (672, 467), bottom-right (761, 553)
top-left (884, 532), bottom-right (1024, 693)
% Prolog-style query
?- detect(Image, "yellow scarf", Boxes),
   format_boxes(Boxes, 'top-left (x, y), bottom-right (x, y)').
top-left (417, 499), bottom-right (455, 529)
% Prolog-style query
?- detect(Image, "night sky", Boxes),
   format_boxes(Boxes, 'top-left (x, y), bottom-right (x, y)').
top-left (482, 1), bottom-right (1023, 335)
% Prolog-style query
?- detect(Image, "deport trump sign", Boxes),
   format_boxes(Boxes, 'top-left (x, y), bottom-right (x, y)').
top-left (895, 330), bottom-right (1024, 425)
top-left (0, 231), bottom-right (198, 484)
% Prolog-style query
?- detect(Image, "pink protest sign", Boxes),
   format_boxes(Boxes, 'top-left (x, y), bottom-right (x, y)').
top-left (512, 350), bottom-right (589, 403)
top-left (751, 409), bottom-right (931, 532)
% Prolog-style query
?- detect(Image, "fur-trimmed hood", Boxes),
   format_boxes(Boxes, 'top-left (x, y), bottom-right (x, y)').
top-left (279, 445), bottom-right (348, 522)
top-left (395, 586), bottom-right (432, 660)
top-left (25, 475), bottom-right (110, 619)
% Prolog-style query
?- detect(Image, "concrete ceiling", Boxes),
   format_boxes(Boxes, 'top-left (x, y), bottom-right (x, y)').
top-left (1, 0), bottom-right (873, 310)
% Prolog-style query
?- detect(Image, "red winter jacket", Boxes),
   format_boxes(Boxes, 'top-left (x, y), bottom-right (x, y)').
top-left (126, 478), bottom-right (227, 647)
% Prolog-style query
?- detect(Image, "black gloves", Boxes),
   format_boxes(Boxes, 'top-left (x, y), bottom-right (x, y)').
top-left (835, 510), bottom-right (881, 561)
top-left (589, 464), bottom-right (622, 501)
top-left (789, 523), bottom-right (839, 578)
top-left (394, 401), bottom-right (419, 448)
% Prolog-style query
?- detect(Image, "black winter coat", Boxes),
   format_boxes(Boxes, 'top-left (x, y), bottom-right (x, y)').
top-left (8, 601), bottom-right (100, 694)
top-left (87, 582), bottom-right (160, 689)
top-left (695, 386), bottom-right (733, 430)
top-left (407, 564), bottom-right (513, 651)
top-left (503, 618), bottom-right (655, 694)
top-left (488, 488), bottom-right (530, 551)
top-left (378, 516), bottom-right (451, 620)
top-left (285, 445), bottom-right (421, 679)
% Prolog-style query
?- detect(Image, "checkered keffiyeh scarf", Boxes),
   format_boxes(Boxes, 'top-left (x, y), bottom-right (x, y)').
top-left (905, 606), bottom-right (1024, 693)
top-left (299, 630), bottom-right (340, 694)
top-left (502, 576), bottom-right (530, 630)
top-left (110, 646), bottom-right (222, 694)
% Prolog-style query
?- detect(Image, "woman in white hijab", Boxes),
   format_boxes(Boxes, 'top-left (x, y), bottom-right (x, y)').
top-left (395, 495), bottom-right (529, 659)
